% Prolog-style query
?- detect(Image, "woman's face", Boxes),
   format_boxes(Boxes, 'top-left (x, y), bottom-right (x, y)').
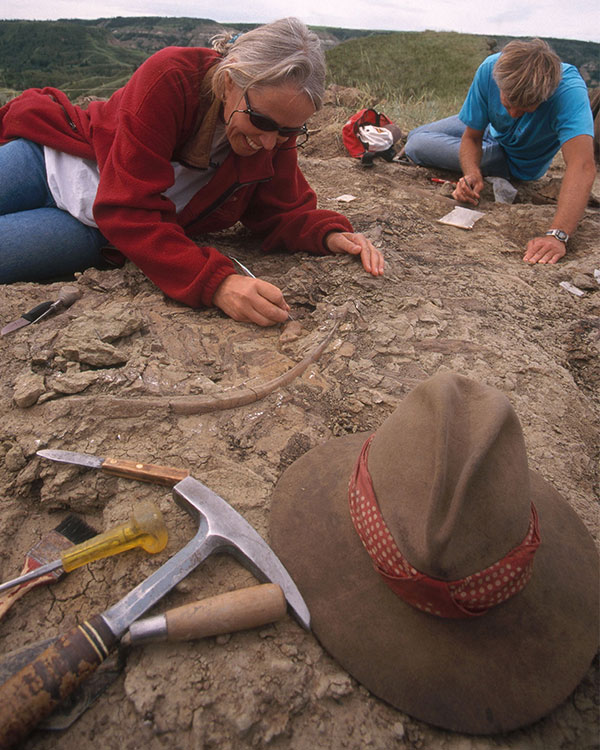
top-left (223, 76), bottom-right (315, 156)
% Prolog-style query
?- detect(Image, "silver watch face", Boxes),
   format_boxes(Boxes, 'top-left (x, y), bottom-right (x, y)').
top-left (547, 229), bottom-right (568, 243)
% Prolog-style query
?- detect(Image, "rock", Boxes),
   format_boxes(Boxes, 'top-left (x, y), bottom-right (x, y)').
top-left (4, 445), bottom-right (26, 472)
top-left (338, 342), bottom-right (356, 357)
top-left (279, 320), bottom-right (303, 344)
top-left (86, 303), bottom-right (144, 342)
top-left (13, 372), bottom-right (46, 408)
top-left (47, 371), bottom-right (99, 394)
top-left (57, 337), bottom-right (128, 367)
top-left (391, 722), bottom-right (405, 740)
top-left (571, 272), bottom-right (598, 291)
top-left (315, 672), bottom-right (354, 700)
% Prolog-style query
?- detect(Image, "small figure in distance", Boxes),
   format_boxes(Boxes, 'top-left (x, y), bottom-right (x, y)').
top-left (404, 39), bottom-right (595, 265)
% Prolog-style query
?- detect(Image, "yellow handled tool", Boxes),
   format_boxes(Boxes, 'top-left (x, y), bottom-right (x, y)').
top-left (0, 502), bottom-right (168, 594)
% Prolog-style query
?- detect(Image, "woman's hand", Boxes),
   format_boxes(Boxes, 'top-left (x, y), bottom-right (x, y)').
top-left (212, 273), bottom-right (291, 326)
top-left (325, 232), bottom-right (384, 276)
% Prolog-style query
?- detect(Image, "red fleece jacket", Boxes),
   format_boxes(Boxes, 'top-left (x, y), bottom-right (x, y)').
top-left (0, 47), bottom-right (353, 307)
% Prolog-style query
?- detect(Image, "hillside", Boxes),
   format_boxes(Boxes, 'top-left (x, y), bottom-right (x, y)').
top-left (0, 20), bottom-right (147, 98)
top-left (0, 17), bottom-right (598, 103)
top-left (325, 30), bottom-right (600, 100)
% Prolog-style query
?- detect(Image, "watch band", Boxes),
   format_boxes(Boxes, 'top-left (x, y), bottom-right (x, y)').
top-left (545, 229), bottom-right (569, 243)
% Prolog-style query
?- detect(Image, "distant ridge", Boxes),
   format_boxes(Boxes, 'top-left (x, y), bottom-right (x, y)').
top-left (0, 17), bottom-right (597, 102)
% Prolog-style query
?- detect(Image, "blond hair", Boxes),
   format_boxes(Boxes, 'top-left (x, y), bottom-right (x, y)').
top-left (493, 39), bottom-right (562, 108)
top-left (210, 18), bottom-right (326, 109)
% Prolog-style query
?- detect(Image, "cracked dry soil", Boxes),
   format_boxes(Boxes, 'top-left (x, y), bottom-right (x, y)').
top-left (0, 101), bottom-right (598, 750)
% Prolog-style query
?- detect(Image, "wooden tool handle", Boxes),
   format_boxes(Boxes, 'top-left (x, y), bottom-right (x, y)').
top-left (0, 614), bottom-right (117, 748)
top-left (101, 457), bottom-right (189, 486)
top-left (166, 583), bottom-right (287, 641)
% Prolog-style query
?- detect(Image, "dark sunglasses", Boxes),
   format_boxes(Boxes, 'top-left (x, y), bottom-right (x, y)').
top-left (230, 92), bottom-right (309, 147)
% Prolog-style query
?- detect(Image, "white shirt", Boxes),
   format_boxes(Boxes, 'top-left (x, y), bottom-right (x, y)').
top-left (44, 122), bottom-right (231, 228)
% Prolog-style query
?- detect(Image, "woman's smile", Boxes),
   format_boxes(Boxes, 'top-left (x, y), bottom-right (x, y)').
top-left (223, 79), bottom-right (315, 156)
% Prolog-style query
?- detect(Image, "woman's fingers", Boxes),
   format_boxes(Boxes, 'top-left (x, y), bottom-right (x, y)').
top-left (325, 232), bottom-right (384, 276)
top-left (212, 274), bottom-right (290, 326)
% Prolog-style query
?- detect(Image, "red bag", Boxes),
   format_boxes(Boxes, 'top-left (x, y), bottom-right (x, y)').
top-left (342, 108), bottom-right (396, 158)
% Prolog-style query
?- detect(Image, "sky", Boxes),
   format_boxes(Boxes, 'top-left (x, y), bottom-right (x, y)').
top-left (1, 0), bottom-right (599, 43)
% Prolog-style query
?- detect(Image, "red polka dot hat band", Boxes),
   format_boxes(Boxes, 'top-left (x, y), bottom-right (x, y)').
top-left (349, 435), bottom-right (541, 619)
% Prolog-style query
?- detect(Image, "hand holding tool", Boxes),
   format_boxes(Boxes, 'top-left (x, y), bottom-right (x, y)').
top-left (0, 464), bottom-right (308, 747)
top-left (228, 255), bottom-right (296, 321)
top-left (0, 515), bottom-right (97, 621)
top-left (1, 285), bottom-right (81, 336)
top-left (0, 502), bottom-right (168, 594)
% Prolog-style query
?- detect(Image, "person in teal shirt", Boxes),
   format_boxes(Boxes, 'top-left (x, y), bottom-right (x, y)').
top-left (405, 39), bottom-right (595, 265)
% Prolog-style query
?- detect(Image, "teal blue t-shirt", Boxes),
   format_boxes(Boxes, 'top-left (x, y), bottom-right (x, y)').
top-left (459, 53), bottom-right (593, 180)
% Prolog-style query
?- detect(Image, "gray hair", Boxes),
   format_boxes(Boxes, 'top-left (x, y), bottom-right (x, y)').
top-left (210, 18), bottom-right (326, 109)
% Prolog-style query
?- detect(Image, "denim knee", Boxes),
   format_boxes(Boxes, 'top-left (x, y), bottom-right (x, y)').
top-left (405, 132), bottom-right (463, 171)
top-left (0, 207), bottom-right (108, 284)
top-left (0, 139), bottom-right (54, 215)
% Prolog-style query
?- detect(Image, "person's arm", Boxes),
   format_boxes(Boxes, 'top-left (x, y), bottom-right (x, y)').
top-left (242, 147), bottom-right (354, 255)
top-left (523, 134), bottom-right (596, 264)
top-left (92, 49), bottom-right (240, 308)
top-left (452, 126), bottom-right (486, 205)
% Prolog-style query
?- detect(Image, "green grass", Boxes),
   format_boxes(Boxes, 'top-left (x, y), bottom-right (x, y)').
top-left (0, 21), bottom-right (597, 128)
top-left (325, 31), bottom-right (493, 101)
top-left (385, 93), bottom-right (466, 132)
top-left (324, 31), bottom-right (494, 129)
top-left (0, 20), bottom-right (147, 96)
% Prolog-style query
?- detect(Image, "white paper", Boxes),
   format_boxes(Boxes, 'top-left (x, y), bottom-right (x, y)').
top-left (559, 281), bottom-right (585, 297)
top-left (438, 206), bottom-right (485, 230)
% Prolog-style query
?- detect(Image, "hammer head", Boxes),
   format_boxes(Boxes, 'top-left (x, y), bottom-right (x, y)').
top-left (173, 476), bottom-right (310, 629)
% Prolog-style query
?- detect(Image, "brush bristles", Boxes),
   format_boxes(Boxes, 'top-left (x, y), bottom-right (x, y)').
top-left (53, 514), bottom-right (97, 544)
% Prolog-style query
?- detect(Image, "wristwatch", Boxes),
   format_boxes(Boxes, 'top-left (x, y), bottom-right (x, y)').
top-left (545, 229), bottom-right (569, 243)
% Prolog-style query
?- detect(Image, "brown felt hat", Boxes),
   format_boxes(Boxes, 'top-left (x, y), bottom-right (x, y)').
top-left (269, 372), bottom-right (599, 734)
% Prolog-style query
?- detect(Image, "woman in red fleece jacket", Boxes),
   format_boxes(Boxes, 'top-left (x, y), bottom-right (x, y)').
top-left (0, 17), bottom-right (383, 326)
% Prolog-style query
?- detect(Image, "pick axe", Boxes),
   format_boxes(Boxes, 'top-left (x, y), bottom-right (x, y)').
top-left (0, 466), bottom-right (310, 748)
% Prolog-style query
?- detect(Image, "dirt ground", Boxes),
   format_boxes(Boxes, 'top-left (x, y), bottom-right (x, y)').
top-left (0, 95), bottom-right (598, 750)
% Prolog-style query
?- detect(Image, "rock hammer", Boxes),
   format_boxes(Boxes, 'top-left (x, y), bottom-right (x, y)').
top-left (0, 464), bottom-right (309, 748)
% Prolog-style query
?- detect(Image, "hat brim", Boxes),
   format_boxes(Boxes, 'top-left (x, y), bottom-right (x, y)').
top-left (269, 431), bottom-right (599, 734)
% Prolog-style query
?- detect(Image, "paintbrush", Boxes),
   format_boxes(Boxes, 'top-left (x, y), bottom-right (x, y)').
top-left (0, 514), bottom-right (97, 621)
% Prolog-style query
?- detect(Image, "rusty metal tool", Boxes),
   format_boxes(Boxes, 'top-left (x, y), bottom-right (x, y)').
top-left (0, 460), bottom-right (309, 747)
top-left (0, 502), bottom-right (168, 594)
top-left (0, 584), bottom-right (286, 731)
top-left (1, 285), bottom-right (81, 336)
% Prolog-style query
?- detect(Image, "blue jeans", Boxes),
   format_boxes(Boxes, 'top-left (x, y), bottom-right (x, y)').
top-left (404, 115), bottom-right (511, 179)
top-left (0, 139), bottom-right (109, 283)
